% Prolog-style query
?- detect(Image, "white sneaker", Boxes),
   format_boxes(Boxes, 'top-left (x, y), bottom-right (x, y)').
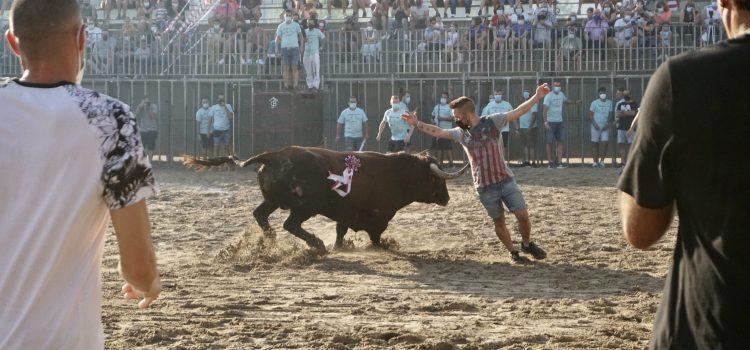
top-left (592, 162), bottom-right (598, 168)
top-left (556, 164), bottom-right (567, 169)
top-left (451, 13), bottom-right (455, 17)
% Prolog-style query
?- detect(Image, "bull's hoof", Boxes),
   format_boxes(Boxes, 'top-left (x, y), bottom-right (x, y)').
top-left (262, 229), bottom-right (276, 239)
top-left (308, 239), bottom-right (327, 256)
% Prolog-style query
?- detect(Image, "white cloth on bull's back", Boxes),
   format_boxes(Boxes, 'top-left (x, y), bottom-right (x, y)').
top-left (337, 107), bottom-right (368, 138)
top-left (0, 78), bottom-right (158, 350)
top-left (481, 100), bottom-right (514, 132)
top-left (382, 107), bottom-right (410, 141)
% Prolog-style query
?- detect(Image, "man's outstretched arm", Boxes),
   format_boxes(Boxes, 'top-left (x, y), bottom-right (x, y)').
top-left (504, 83), bottom-right (550, 123)
top-left (402, 112), bottom-right (452, 139)
top-left (110, 200), bottom-right (161, 309)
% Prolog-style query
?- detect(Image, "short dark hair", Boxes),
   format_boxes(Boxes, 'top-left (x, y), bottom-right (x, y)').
top-left (449, 96), bottom-right (475, 112)
top-left (10, 0), bottom-right (82, 59)
top-left (441, 92), bottom-right (449, 97)
top-left (598, 87), bottom-right (607, 92)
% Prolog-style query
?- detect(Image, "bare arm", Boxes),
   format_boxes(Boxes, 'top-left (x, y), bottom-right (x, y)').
top-left (110, 200), bottom-right (161, 309)
top-left (376, 119), bottom-right (387, 140)
top-left (363, 122), bottom-right (369, 138)
top-left (619, 191), bottom-right (674, 249)
top-left (504, 83), bottom-right (550, 123)
top-left (401, 112), bottom-right (452, 139)
top-left (336, 123), bottom-right (343, 140)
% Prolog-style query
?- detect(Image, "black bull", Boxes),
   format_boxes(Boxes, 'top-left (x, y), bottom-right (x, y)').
top-left (184, 146), bottom-right (469, 254)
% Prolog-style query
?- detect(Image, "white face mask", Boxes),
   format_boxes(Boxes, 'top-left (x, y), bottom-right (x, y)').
top-left (203, 103), bottom-right (209, 108)
top-left (686, 6), bottom-right (693, 12)
top-left (284, 16), bottom-right (292, 23)
top-left (515, 8), bottom-right (522, 14)
top-left (553, 86), bottom-right (561, 92)
top-left (440, 98), bottom-right (447, 104)
top-left (404, 97), bottom-right (410, 104)
top-left (599, 93), bottom-right (607, 100)
top-left (522, 92), bottom-right (531, 99)
top-left (366, 26), bottom-right (373, 31)
top-left (392, 103), bottom-right (400, 110)
top-left (494, 94), bottom-right (502, 102)
top-left (496, 9), bottom-right (503, 15)
top-left (349, 103), bottom-right (357, 109)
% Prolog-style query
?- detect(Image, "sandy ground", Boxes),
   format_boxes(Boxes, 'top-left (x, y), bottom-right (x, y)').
top-left (101, 164), bottom-right (676, 350)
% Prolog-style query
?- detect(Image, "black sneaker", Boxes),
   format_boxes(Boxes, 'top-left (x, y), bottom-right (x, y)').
top-left (510, 250), bottom-right (531, 264)
top-left (521, 242), bottom-right (547, 260)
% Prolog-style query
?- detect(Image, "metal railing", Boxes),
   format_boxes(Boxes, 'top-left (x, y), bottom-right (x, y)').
top-left (0, 23), bottom-right (725, 78)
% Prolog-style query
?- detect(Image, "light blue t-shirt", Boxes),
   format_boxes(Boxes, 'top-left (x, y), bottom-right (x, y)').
top-left (383, 108), bottom-right (410, 141)
top-left (518, 103), bottom-right (538, 129)
top-left (304, 28), bottom-right (325, 57)
top-left (210, 103), bottom-right (234, 131)
top-left (543, 92), bottom-right (567, 122)
top-left (590, 98), bottom-right (613, 127)
top-left (432, 103), bottom-right (453, 129)
top-left (195, 107), bottom-right (212, 134)
top-left (481, 100), bottom-right (514, 132)
top-left (337, 107), bottom-right (368, 137)
top-left (276, 21), bottom-right (302, 48)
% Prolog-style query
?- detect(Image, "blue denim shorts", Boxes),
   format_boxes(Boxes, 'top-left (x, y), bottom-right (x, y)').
top-left (476, 177), bottom-right (527, 219)
top-left (280, 47), bottom-right (300, 66)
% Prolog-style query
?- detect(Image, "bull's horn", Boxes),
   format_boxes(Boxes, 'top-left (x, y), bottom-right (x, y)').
top-left (430, 163), bottom-right (470, 180)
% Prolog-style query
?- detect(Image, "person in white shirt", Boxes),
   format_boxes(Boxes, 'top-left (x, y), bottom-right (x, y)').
top-left (376, 95), bottom-right (414, 153)
top-left (336, 97), bottom-right (369, 151)
top-left (1, 1), bottom-right (161, 349)
top-left (481, 89), bottom-right (514, 150)
top-left (431, 92), bottom-right (455, 167)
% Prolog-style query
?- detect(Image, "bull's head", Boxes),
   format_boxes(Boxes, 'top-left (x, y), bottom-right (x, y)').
top-left (417, 155), bottom-right (470, 206)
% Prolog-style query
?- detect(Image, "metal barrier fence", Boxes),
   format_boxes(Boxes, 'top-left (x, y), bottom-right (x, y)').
top-left (75, 75), bottom-right (653, 166)
top-left (1, 23), bottom-right (724, 77)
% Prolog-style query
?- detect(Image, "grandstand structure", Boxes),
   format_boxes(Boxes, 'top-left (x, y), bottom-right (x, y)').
top-left (0, 0), bottom-right (725, 164)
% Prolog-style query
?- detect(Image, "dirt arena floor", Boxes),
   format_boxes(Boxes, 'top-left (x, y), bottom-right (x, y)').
top-left (101, 163), bottom-right (677, 349)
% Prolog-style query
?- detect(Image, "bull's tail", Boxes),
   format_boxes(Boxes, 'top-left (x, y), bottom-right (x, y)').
top-left (182, 154), bottom-right (268, 169)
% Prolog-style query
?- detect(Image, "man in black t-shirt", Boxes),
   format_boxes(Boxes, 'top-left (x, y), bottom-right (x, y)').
top-left (614, 89), bottom-right (639, 167)
top-left (617, 0), bottom-right (750, 347)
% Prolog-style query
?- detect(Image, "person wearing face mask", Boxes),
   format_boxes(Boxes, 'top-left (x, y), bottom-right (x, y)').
top-left (542, 81), bottom-right (581, 168)
top-left (516, 89), bottom-right (539, 167)
top-left (276, 9), bottom-right (303, 90)
top-left (481, 90), bottom-right (514, 151)
top-left (614, 11), bottom-right (637, 48)
top-left (511, 12), bottom-right (531, 50)
top-left (303, 19), bottom-right (325, 91)
top-left (588, 87), bottom-right (613, 168)
top-left (210, 94), bottom-right (234, 157)
top-left (431, 92), bottom-right (455, 167)
top-left (399, 91), bottom-right (412, 111)
top-left (401, 84), bottom-right (552, 264)
top-left (555, 25), bottom-right (582, 71)
top-left (584, 9), bottom-right (609, 55)
top-left (613, 88), bottom-right (638, 167)
top-left (361, 21), bottom-right (381, 62)
top-left (654, 1), bottom-right (672, 25)
top-left (195, 98), bottom-right (214, 157)
top-left (618, 1), bottom-right (750, 347)
top-left (336, 97), bottom-right (369, 151)
top-left (680, 1), bottom-right (697, 36)
top-left (377, 96), bottom-right (414, 153)
top-left (409, 0), bottom-right (430, 29)
top-left (510, 5), bottom-right (526, 24)
top-left (491, 5), bottom-right (509, 26)
top-left (1, 1), bottom-right (162, 348)
top-left (135, 96), bottom-right (160, 162)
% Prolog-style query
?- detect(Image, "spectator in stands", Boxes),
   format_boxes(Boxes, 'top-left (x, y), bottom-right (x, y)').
top-left (699, 3), bottom-right (722, 45)
top-left (467, 16), bottom-right (489, 54)
top-left (511, 13), bottom-right (531, 51)
top-left (377, 95), bottom-right (414, 152)
top-left (585, 9), bottom-right (608, 53)
top-left (614, 88), bottom-right (637, 167)
top-left (153, 0), bottom-right (169, 29)
top-left (449, 0), bottom-right (472, 18)
top-left (533, 8), bottom-right (554, 48)
top-left (245, 21), bottom-right (267, 61)
top-left (135, 96), bottom-right (159, 161)
top-left (353, 0), bottom-right (369, 18)
top-left (196, 98), bottom-right (213, 157)
top-left (303, 19), bottom-right (325, 90)
top-left (638, 17), bottom-right (657, 48)
top-left (491, 5), bottom-right (509, 25)
top-left (211, 94), bottom-right (234, 156)
top-left (479, 0), bottom-right (497, 17)
top-left (601, 1), bottom-right (616, 22)
top-left (224, 22), bottom-right (246, 65)
top-left (482, 89), bottom-right (514, 149)
top-left (444, 24), bottom-right (460, 61)
top-left (410, 0), bottom-right (430, 29)
top-left (516, 89), bottom-right (538, 167)
top-left (430, 0), bottom-right (450, 18)
top-left (215, 0), bottom-right (240, 28)
top-left (542, 81), bottom-right (580, 168)
top-left (657, 24), bottom-right (672, 60)
top-left (492, 16), bottom-right (511, 53)
top-left (679, 0), bottom-right (698, 43)
top-left (138, 0), bottom-right (155, 19)
top-left (336, 97), bottom-right (369, 151)
top-left (666, 0), bottom-right (679, 14)
top-left (584, 7), bottom-right (594, 22)
top-left (509, 4), bottom-right (528, 24)
top-left (589, 87), bottom-right (613, 168)
top-left (431, 92), bottom-right (454, 167)
top-left (276, 9), bottom-right (304, 90)
top-left (563, 12), bottom-right (579, 28)
top-left (614, 11), bottom-right (638, 48)
top-left (555, 25), bottom-right (582, 70)
top-left (326, 0), bottom-right (349, 19)
top-left (371, 1), bottom-right (388, 31)
top-left (123, 16), bottom-right (137, 36)
top-left (654, 1), bottom-right (672, 25)
top-left (361, 22), bottom-right (381, 62)
top-left (393, 0), bottom-right (409, 29)
top-left (424, 17), bottom-right (442, 60)
top-left (207, 19), bottom-right (224, 65)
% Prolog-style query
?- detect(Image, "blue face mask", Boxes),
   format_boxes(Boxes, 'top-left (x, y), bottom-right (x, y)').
top-left (494, 94), bottom-right (502, 102)
top-left (553, 86), bottom-right (561, 92)
top-left (522, 92), bottom-right (531, 99)
top-left (392, 103), bottom-right (400, 110)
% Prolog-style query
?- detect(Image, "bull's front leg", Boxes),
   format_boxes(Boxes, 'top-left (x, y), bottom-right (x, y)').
top-left (283, 211), bottom-right (327, 255)
top-left (366, 221), bottom-right (388, 248)
top-left (335, 222), bottom-right (348, 248)
top-left (253, 200), bottom-right (279, 238)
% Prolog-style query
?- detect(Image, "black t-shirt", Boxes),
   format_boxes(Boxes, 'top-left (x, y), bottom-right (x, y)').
top-left (618, 34), bottom-right (750, 349)
top-left (615, 100), bottom-right (639, 130)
